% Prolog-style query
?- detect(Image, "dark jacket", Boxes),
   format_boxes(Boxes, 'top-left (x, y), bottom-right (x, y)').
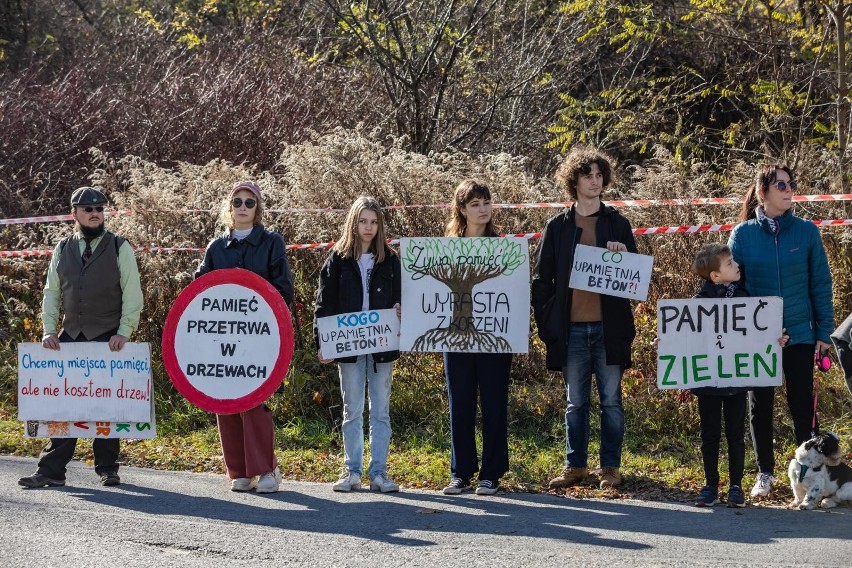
top-left (531, 205), bottom-right (637, 371)
top-left (195, 224), bottom-right (294, 305)
top-left (830, 311), bottom-right (852, 395)
top-left (314, 246), bottom-right (402, 363)
top-left (691, 279), bottom-right (750, 397)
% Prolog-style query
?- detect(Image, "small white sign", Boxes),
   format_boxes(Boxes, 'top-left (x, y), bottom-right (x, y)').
top-left (568, 244), bottom-right (653, 301)
top-left (656, 297), bottom-right (784, 389)
top-left (17, 342), bottom-right (152, 422)
top-left (317, 308), bottom-right (400, 359)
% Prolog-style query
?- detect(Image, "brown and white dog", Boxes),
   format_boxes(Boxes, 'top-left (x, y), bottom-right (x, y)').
top-left (788, 432), bottom-right (852, 509)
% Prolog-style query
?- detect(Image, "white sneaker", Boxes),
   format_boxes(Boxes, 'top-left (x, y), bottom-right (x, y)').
top-left (332, 471), bottom-right (361, 492)
top-left (256, 468), bottom-right (281, 494)
top-left (750, 472), bottom-right (775, 498)
top-left (369, 473), bottom-right (400, 493)
top-left (230, 477), bottom-right (255, 492)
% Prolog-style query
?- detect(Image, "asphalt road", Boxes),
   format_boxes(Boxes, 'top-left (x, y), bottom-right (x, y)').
top-left (1, 456), bottom-right (849, 567)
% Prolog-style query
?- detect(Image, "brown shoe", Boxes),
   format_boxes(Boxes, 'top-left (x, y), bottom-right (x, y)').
top-left (548, 467), bottom-right (589, 489)
top-left (600, 467), bottom-right (622, 489)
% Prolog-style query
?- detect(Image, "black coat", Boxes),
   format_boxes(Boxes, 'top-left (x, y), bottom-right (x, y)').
top-left (691, 279), bottom-right (750, 397)
top-left (831, 311), bottom-right (852, 395)
top-left (195, 224), bottom-right (294, 305)
top-left (531, 205), bottom-right (637, 371)
top-left (314, 246), bottom-right (402, 363)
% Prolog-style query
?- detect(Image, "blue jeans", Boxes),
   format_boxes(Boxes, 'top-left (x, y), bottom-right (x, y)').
top-left (562, 322), bottom-right (625, 468)
top-left (338, 355), bottom-right (393, 478)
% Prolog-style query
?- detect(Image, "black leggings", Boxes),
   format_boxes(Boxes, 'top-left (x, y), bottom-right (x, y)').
top-left (697, 392), bottom-right (747, 488)
top-left (749, 343), bottom-right (817, 476)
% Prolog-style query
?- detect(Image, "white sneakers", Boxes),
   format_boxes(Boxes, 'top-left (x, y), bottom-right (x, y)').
top-left (230, 477), bottom-right (256, 492)
top-left (750, 472), bottom-right (775, 498)
top-left (369, 473), bottom-right (400, 493)
top-left (332, 471), bottom-right (362, 492)
top-left (332, 471), bottom-right (400, 493)
top-left (256, 468), bottom-right (282, 494)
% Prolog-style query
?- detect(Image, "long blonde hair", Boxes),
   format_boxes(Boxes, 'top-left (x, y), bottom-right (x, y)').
top-left (333, 196), bottom-right (387, 262)
top-left (445, 179), bottom-right (494, 237)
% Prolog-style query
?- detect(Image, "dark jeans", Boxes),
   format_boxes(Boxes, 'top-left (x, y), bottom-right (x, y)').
top-left (561, 322), bottom-right (625, 468)
top-left (696, 392), bottom-right (747, 488)
top-left (443, 351), bottom-right (512, 482)
top-left (36, 330), bottom-right (120, 480)
top-left (749, 343), bottom-right (817, 476)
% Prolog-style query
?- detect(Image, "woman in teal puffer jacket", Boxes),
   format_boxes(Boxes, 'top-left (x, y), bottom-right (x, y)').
top-left (727, 165), bottom-right (834, 500)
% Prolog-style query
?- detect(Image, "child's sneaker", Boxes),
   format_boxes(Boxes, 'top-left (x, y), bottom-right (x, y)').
top-left (695, 486), bottom-right (719, 507)
top-left (727, 485), bottom-right (746, 508)
top-left (750, 473), bottom-right (775, 498)
top-left (442, 478), bottom-right (472, 495)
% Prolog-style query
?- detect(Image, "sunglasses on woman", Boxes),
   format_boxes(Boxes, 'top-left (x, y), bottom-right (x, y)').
top-left (232, 198), bottom-right (257, 209)
top-left (773, 180), bottom-right (796, 191)
top-left (83, 206), bottom-right (105, 213)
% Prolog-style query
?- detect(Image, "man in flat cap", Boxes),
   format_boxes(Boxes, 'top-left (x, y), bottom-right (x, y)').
top-left (18, 187), bottom-right (143, 488)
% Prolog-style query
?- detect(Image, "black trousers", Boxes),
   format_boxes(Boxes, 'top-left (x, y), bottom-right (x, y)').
top-left (749, 343), bottom-right (817, 476)
top-left (36, 330), bottom-right (120, 480)
top-left (696, 392), bottom-right (747, 488)
top-left (443, 352), bottom-right (512, 482)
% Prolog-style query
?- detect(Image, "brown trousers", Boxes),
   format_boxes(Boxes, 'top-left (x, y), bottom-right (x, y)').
top-left (216, 404), bottom-right (277, 479)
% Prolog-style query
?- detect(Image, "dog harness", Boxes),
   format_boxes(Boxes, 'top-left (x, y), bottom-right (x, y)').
top-left (797, 461), bottom-right (822, 482)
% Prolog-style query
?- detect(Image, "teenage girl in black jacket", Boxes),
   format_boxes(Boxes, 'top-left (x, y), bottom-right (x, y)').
top-left (314, 196), bottom-right (401, 493)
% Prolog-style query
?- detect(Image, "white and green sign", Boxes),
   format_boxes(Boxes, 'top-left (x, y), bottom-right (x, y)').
top-left (656, 297), bottom-right (784, 389)
top-left (399, 236), bottom-right (530, 353)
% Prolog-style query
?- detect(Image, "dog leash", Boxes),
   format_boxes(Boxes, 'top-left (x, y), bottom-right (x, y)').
top-left (811, 372), bottom-right (819, 438)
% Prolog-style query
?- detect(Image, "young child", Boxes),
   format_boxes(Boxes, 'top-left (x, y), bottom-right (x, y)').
top-left (688, 243), bottom-right (787, 507)
top-left (314, 196), bottom-right (402, 493)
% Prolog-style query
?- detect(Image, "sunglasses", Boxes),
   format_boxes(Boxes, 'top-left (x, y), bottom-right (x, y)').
top-left (232, 198), bottom-right (257, 209)
top-left (82, 206), bottom-right (105, 213)
top-left (773, 180), bottom-right (796, 191)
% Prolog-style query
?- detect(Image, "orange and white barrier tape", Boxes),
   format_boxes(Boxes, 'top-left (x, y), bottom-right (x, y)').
top-left (4, 194), bottom-right (852, 226)
top-left (3, 219), bottom-right (852, 258)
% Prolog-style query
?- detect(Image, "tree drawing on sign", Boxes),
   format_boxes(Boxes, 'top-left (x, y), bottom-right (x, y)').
top-left (403, 237), bottom-right (525, 352)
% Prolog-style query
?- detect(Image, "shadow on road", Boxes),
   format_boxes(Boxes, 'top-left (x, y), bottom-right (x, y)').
top-left (56, 477), bottom-right (849, 549)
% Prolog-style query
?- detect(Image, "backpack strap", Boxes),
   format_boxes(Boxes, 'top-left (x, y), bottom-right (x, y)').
top-left (58, 236), bottom-right (72, 257)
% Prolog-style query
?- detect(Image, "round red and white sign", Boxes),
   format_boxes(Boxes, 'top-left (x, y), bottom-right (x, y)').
top-left (162, 268), bottom-right (294, 414)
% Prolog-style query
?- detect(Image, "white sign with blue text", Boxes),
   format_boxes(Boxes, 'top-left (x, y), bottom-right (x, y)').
top-left (317, 308), bottom-right (400, 359)
top-left (656, 297), bottom-right (784, 389)
top-left (568, 244), bottom-right (653, 301)
top-left (18, 342), bottom-right (152, 422)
